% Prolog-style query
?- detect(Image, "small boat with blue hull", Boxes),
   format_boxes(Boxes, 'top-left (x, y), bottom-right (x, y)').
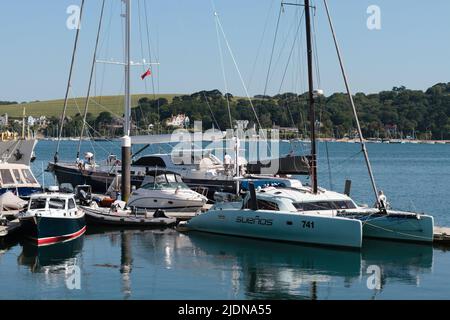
top-left (19, 191), bottom-right (86, 246)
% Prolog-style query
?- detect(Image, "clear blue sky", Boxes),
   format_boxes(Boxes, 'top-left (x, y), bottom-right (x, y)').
top-left (1, 0), bottom-right (450, 102)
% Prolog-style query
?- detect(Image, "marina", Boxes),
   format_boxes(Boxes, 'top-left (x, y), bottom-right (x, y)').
top-left (1, 0), bottom-right (450, 302)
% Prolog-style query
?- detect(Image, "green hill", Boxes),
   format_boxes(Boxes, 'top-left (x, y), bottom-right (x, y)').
top-left (0, 94), bottom-right (179, 118)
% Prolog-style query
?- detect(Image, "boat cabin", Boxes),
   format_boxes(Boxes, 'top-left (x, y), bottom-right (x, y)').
top-left (28, 193), bottom-right (78, 214)
top-left (238, 187), bottom-right (358, 214)
top-left (139, 170), bottom-right (190, 190)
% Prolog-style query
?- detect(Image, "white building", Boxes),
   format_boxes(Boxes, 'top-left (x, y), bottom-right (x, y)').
top-left (166, 114), bottom-right (190, 128)
top-left (0, 114), bottom-right (8, 126)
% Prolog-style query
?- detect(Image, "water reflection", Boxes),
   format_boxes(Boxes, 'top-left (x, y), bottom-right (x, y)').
top-left (18, 237), bottom-right (84, 272)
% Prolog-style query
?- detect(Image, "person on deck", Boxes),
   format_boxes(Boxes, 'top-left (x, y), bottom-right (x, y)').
top-left (224, 152), bottom-right (232, 174)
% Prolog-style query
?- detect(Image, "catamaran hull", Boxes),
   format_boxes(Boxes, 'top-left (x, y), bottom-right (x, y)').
top-left (339, 212), bottom-right (434, 243)
top-left (184, 210), bottom-right (363, 249)
top-left (20, 215), bottom-right (86, 246)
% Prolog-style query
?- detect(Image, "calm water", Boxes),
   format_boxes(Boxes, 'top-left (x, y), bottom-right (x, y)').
top-left (1, 140), bottom-right (449, 300)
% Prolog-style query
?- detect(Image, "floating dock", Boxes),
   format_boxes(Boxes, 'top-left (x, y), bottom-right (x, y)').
top-left (433, 226), bottom-right (450, 245)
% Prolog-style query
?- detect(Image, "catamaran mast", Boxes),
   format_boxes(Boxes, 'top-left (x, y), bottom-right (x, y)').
top-left (122, 0), bottom-right (132, 202)
top-left (323, 0), bottom-right (380, 206)
top-left (304, 0), bottom-right (318, 194)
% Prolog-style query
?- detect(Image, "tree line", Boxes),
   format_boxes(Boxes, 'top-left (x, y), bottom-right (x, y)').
top-left (21, 82), bottom-right (450, 140)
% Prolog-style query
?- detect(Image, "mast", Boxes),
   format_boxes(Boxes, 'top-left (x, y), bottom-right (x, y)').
top-left (304, 0), bottom-right (318, 194)
top-left (323, 0), bottom-right (380, 206)
top-left (121, 0), bottom-right (132, 202)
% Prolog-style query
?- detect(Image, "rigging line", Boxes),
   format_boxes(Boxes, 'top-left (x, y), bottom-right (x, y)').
top-left (203, 92), bottom-right (221, 131)
top-left (77, 0), bottom-right (106, 160)
top-left (97, 0), bottom-right (115, 100)
top-left (263, 2), bottom-right (283, 98)
top-left (214, 12), bottom-right (267, 143)
top-left (143, 0), bottom-right (160, 132)
top-left (136, 0), bottom-right (149, 131)
top-left (247, 0), bottom-right (277, 91)
top-left (211, 0), bottom-right (233, 129)
top-left (325, 140), bottom-right (333, 190)
top-left (268, 5), bottom-right (303, 91)
top-left (54, 0), bottom-right (85, 162)
top-left (277, 10), bottom-right (305, 93)
top-left (323, 0), bottom-right (380, 206)
top-left (311, 1), bottom-right (321, 89)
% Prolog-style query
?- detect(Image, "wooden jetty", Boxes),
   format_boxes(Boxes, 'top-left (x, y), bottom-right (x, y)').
top-left (433, 226), bottom-right (450, 245)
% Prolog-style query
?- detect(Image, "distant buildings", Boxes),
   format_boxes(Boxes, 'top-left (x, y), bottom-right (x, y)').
top-left (165, 114), bottom-right (190, 128)
top-left (0, 114), bottom-right (8, 126)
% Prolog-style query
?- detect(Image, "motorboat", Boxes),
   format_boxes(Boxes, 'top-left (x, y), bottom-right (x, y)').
top-left (127, 169), bottom-right (208, 212)
top-left (81, 200), bottom-right (177, 227)
top-left (19, 188), bottom-right (86, 246)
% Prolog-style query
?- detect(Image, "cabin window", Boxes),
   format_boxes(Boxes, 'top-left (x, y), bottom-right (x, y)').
top-left (29, 198), bottom-right (47, 209)
top-left (256, 199), bottom-right (279, 211)
top-left (0, 169), bottom-right (14, 184)
top-left (294, 200), bottom-right (356, 212)
top-left (166, 174), bottom-right (176, 183)
top-left (12, 170), bottom-right (24, 184)
top-left (22, 169), bottom-right (37, 184)
top-left (334, 201), bottom-right (356, 210)
top-left (49, 198), bottom-right (66, 210)
top-left (294, 201), bottom-right (335, 211)
top-left (68, 198), bottom-right (76, 209)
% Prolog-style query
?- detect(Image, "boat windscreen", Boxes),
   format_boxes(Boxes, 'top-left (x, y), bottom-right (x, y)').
top-left (29, 198), bottom-right (47, 209)
top-left (0, 169), bottom-right (14, 184)
top-left (48, 198), bottom-right (66, 210)
top-left (22, 169), bottom-right (38, 184)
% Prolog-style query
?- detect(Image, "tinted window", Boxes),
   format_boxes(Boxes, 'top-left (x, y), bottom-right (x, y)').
top-left (334, 201), bottom-right (356, 209)
top-left (0, 169), bottom-right (14, 184)
top-left (294, 201), bottom-right (335, 211)
top-left (49, 198), bottom-right (66, 209)
top-left (30, 198), bottom-right (46, 209)
top-left (68, 199), bottom-right (76, 209)
top-left (257, 199), bottom-right (279, 211)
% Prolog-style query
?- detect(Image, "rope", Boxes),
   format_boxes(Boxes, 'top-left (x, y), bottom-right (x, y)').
top-left (55, 0), bottom-right (85, 162)
top-left (211, 0), bottom-right (233, 129)
top-left (203, 92), bottom-right (221, 131)
top-left (77, 0), bottom-right (106, 159)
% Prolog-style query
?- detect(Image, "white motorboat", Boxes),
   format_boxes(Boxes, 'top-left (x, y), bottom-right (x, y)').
top-left (127, 169), bottom-right (208, 212)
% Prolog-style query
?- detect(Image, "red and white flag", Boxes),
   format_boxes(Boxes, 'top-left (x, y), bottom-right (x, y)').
top-left (141, 69), bottom-right (151, 80)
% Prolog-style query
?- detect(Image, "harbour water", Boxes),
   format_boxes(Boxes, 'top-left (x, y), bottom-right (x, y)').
top-left (1, 140), bottom-right (449, 299)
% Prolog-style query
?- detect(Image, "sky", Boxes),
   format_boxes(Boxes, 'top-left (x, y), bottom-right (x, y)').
top-left (1, 0), bottom-right (450, 102)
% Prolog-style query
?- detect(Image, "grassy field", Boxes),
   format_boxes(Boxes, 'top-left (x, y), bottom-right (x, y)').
top-left (0, 94), bottom-right (179, 118)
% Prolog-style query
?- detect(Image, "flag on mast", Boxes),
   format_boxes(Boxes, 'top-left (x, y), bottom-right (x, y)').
top-left (141, 69), bottom-right (151, 80)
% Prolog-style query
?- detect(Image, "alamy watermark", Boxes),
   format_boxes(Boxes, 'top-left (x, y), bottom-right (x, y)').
top-left (65, 265), bottom-right (81, 290)
top-left (168, 121), bottom-right (282, 175)
top-left (366, 265), bottom-right (381, 290)
top-left (66, 5), bottom-right (81, 30)
top-left (367, 5), bottom-right (381, 30)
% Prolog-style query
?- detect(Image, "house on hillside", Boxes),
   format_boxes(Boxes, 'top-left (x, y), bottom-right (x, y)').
top-left (0, 114), bottom-right (8, 126)
top-left (166, 114), bottom-right (190, 128)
